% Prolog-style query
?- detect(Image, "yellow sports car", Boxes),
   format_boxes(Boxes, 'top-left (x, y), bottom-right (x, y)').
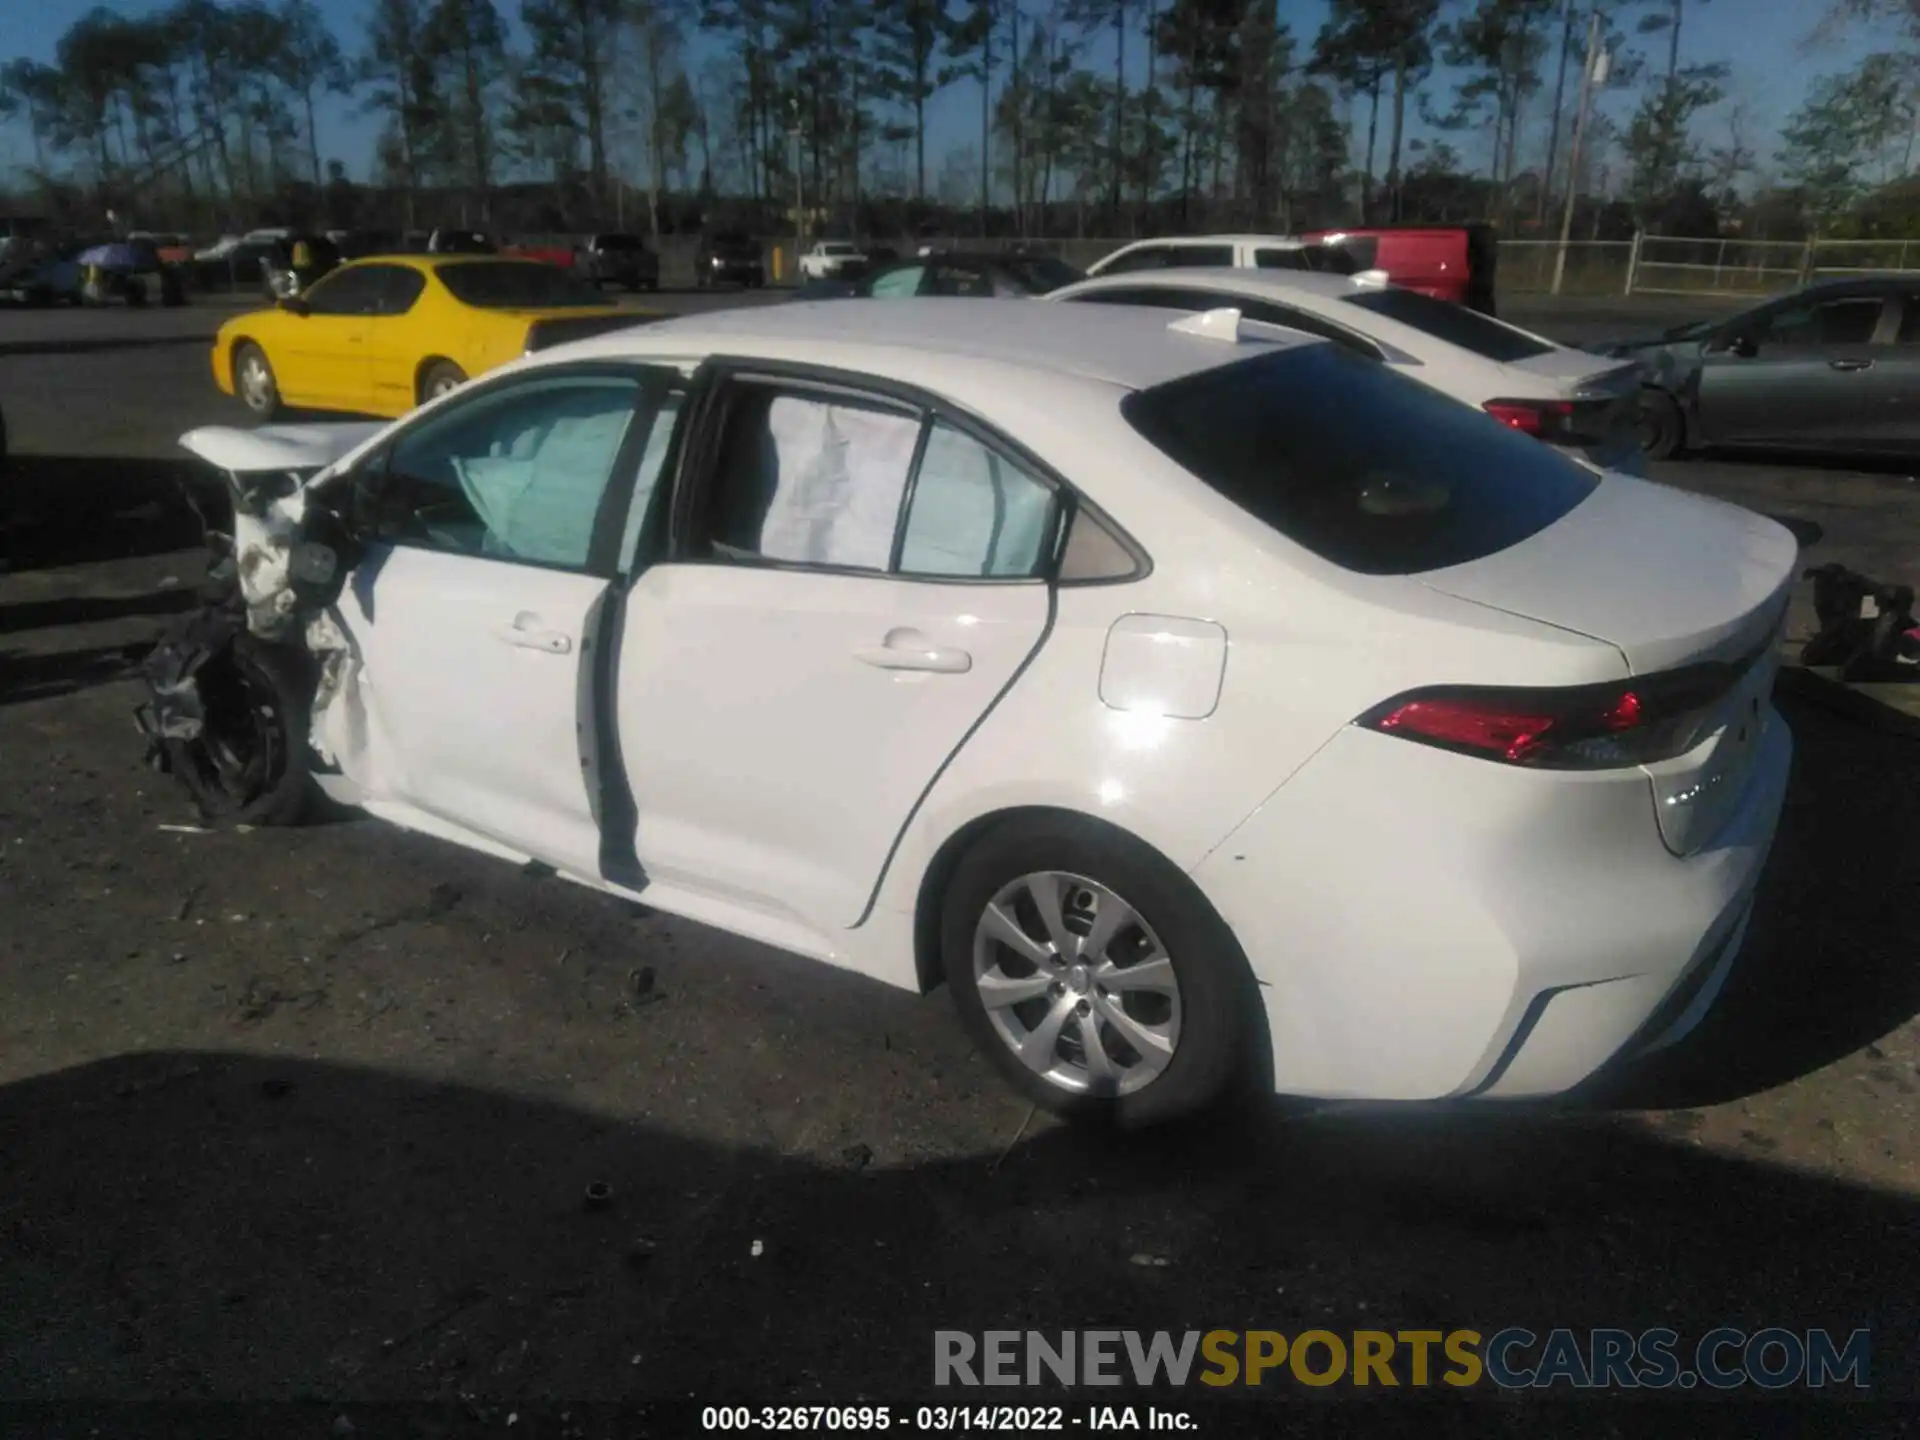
top-left (212, 255), bottom-right (642, 419)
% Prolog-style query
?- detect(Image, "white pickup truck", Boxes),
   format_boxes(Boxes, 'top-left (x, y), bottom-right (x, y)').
top-left (797, 240), bottom-right (866, 280)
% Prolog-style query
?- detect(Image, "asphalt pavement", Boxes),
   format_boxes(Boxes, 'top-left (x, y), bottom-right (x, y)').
top-left (1, 287), bottom-right (1917, 1419)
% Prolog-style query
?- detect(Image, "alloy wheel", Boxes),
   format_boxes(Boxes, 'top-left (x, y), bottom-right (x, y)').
top-left (971, 871), bottom-right (1182, 1097)
top-left (239, 354), bottom-right (274, 411)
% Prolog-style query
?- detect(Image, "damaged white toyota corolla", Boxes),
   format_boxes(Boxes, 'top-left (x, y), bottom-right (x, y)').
top-left (138, 299), bottom-right (1797, 1125)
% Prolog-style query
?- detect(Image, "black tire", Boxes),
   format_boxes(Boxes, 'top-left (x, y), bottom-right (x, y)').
top-left (234, 342), bottom-right (282, 418)
top-left (162, 633), bottom-right (313, 827)
top-left (418, 359), bottom-right (467, 404)
top-left (1638, 388), bottom-right (1685, 461)
top-left (941, 814), bottom-right (1256, 1128)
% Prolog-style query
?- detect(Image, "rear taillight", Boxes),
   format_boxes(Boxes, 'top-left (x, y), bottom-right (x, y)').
top-left (1484, 396), bottom-right (1630, 448)
top-left (1483, 398), bottom-right (1574, 438)
top-left (1358, 664), bottom-right (1747, 770)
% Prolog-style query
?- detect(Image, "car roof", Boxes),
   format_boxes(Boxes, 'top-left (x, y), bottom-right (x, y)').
top-left (1062, 267), bottom-right (1364, 303)
top-left (1112, 234), bottom-right (1309, 248)
top-left (558, 296), bottom-right (1317, 392)
top-left (339, 253), bottom-right (544, 271)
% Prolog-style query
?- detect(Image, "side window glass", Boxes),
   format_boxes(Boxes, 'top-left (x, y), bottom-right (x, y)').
top-left (867, 265), bottom-right (925, 298)
top-left (1762, 298), bottom-right (1880, 346)
top-left (1815, 298), bottom-right (1882, 344)
top-left (618, 391), bottom-right (685, 576)
top-left (1100, 246), bottom-right (1169, 275)
top-left (1254, 248), bottom-right (1308, 270)
top-left (928, 264), bottom-right (994, 297)
top-left (379, 267), bottom-right (427, 316)
top-left (899, 422), bottom-right (1057, 579)
top-left (1169, 244), bottom-right (1234, 268)
top-left (695, 386), bottom-right (921, 570)
top-left (382, 374), bottom-right (641, 568)
top-left (305, 267), bottom-right (384, 316)
top-left (1058, 506), bottom-right (1141, 582)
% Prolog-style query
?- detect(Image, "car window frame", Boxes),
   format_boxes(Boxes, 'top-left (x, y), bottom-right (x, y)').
top-left (660, 357), bottom-right (1151, 588)
top-left (354, 359), bottom-right (690, 581)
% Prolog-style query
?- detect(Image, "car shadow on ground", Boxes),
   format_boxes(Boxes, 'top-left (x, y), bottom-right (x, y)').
top-left (0, 1049), bottom-right (1911, 1412)
top-left (3, 456), bottom-right (218, 571)
top-left (1587, 689), bottom-right (1920, 1110)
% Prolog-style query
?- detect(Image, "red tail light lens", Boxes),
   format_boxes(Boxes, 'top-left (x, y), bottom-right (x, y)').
top-left (1359, 665), bottom-right (1746, 770)
top-left (1483, 399), bottom-right (1573, 437)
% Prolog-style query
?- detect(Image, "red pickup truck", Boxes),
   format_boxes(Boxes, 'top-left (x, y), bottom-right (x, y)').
top-left (1301, 223), bottom-right (1498, 314)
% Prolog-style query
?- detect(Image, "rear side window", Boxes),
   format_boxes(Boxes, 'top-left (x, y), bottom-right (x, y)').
top-left (1166, 244), bottom-right (1234, 268)
top-left (1001, 255), bottom-right (1082, 293)
top-left (1343, 287), bottom-right (1552, 361)
top-left (1121, 348), bottom-right (1598, 576)
top-left (438, 260), bottom-right (605, 308)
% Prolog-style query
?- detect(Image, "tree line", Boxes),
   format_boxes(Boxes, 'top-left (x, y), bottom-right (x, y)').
top-left (1, 0), bottom-right (1916, 240)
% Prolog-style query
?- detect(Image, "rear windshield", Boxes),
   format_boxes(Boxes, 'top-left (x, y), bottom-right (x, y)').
top-left (1002, 254), bottom-right (1083, 293)
top-left (438, 260), bottom-right (605, 308)
top-left (1342, 287), bottom-right (1552, 361)
top-left (1121, 346), bottom-right (1597, 576)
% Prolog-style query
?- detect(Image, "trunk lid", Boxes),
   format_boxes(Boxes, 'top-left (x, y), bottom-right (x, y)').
top-left (1497, 357), bottom-right (1644, 473)
top-left (1421, 475), bottom-right (1796, 855)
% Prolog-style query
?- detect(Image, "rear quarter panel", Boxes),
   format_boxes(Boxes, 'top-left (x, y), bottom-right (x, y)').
top-left (864, 390), bottom-right (1631, 927)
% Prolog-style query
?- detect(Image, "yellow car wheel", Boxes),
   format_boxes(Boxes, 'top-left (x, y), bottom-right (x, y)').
top-left (235, 343), bottom-right (282, 418)
top-left (419, 359), bottom-right (467, 404)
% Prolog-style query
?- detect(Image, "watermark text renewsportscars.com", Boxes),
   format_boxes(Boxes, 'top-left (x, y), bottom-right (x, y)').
top-left (934, 1328), bottom-right (1873, 1390)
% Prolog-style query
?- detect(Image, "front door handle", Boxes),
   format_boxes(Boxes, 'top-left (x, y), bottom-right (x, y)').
top-left (1830, 357), bottom-right (1874, 371)
top-left (854, 628), bottom-right (972, 674)
top-left (497, 614), bottom-right (573, 654)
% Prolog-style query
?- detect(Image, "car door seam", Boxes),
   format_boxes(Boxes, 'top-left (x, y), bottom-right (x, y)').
top-left (847, 583), bottom-right (1060, 932)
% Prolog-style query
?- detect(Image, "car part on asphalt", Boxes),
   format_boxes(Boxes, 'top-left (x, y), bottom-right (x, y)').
top-left (1800, 563), bottom-right (1920, 682)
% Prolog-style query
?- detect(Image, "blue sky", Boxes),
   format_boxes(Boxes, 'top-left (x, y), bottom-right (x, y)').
top-left (0, 0), bottom-right (1900, 191)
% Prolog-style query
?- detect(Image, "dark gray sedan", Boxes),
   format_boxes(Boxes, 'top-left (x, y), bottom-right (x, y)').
top-left (1607, 277), bottom-right (1920, 460)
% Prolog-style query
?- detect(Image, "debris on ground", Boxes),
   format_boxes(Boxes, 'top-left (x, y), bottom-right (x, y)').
top-left (174, 883), bottom-right (203, 922)
top-left (625, 966), bottom-right (663, 1010)
top-left (1129, 1253), bottom-right (1172, 1268)
top-left (840, 1143), bottom-right (874, 1172)
top-left (235, 975), bottom-right (327, 1024)
top-left (156, 823), bottom-right (211, 835)
top-left (750, 1239), bottom-right (765, 1258)
top-left (582, 1181), bottom-right (613, 1212)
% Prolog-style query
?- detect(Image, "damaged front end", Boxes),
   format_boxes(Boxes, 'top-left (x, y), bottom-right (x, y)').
top-left (135, 423), bottom-right (379, 824)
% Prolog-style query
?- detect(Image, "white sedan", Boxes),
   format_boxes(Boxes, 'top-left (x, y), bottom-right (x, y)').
top-left (1049, 267), bottom-right (1648, 473)
top-left (144, 299), bottom-right (1794, 1125)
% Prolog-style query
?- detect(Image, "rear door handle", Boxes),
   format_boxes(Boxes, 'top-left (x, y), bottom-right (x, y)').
top-left (854, 629), bottom-right (972, 674)
top-left (497, 614), bottom-right (573, 654)
top-left (1830, 357), bottom-right (1874, 371)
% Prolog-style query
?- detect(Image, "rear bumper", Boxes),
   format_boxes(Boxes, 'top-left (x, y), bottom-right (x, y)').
top-left (1191, 714), bottom-right (1791, 1101)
